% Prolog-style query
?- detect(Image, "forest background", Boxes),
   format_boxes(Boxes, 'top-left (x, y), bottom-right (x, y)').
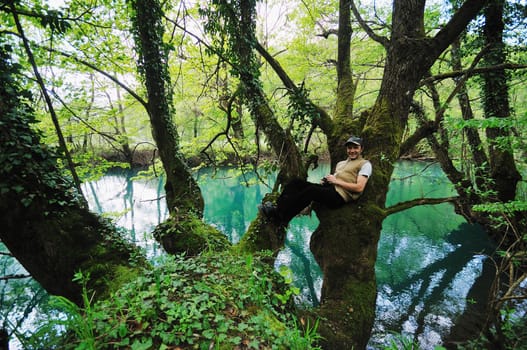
top-left (0, 0), bottom-right (526, 349)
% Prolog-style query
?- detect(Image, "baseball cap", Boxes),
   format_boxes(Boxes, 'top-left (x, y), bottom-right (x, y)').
top-left (345, 136), bottom-right (363, 146)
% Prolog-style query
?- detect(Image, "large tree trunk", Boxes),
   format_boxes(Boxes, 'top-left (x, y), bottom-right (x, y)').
top-left (0, 44), bottom-right (144, 305)
top-left (308, 1), bottom-right (489, 348)
top-left (310, 202), bottom-right (383, 349)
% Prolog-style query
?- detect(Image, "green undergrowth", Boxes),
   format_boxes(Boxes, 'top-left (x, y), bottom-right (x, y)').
top-left (38, 252), bottom-right (322, 350)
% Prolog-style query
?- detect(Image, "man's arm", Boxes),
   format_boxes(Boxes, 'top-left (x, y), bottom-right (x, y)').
top-left (326, 174), bottom-right (369, 193)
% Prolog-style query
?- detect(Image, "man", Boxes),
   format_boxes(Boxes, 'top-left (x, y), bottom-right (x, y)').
top-left (260, 136), bottom-right (372, 224)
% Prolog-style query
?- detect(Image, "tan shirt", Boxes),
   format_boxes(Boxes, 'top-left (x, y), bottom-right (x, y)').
top-left (334, 156), bottom-right (369, 202)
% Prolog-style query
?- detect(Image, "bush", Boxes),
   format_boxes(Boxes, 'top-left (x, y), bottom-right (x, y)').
top-left (34, 252), bottom-right (322, 350)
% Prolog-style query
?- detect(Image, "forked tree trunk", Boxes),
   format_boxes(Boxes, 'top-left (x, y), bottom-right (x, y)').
top-left (202, 0), bottom-right (488, 347)
top-left (308, 1), bottom-right (489, 348)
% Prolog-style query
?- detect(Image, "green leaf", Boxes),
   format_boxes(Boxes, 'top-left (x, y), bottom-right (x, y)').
top-left (131, 338), bottom-right (153, 350)
top-left (203, 328), bottom-right (215, 339)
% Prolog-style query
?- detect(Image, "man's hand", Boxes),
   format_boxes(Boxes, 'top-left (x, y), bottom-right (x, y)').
top-left (325, 174), bottom-right (337, 184)
top-left (327, 174), bottom-right (369, 193)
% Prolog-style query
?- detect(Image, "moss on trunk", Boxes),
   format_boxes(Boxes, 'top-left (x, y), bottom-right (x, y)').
top-left (310, 200), bottom-right (385, 349)
top-left (0, 189), bottom-right (145, 305)
top-left (153, 212), bottom-right (231, 256)
top-left (237, 193), bottom-right (288, 256)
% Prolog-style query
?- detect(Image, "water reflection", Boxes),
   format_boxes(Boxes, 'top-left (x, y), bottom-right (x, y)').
top-left (83, 171), bottom-right (168, 257)
top-left (79, 161), bottom-right (491, 349)
top-left (196, 169), bottom-right (272, 243)
top-left (371, 161), bottom-right (494, 348)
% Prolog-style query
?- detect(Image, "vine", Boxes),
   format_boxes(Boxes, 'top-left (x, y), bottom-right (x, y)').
top-left (286, 83), bottom-right (321, 143)
top-left (0, 41), bottom-right (83, 211)
top-left (199, 0), bottom-right (261, 87)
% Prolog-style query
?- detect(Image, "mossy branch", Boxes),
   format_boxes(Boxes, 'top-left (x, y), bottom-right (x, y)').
top-left (384, 196), bottom-right (459, 216)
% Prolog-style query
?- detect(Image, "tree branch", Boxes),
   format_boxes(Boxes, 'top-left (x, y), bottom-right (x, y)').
top-left (0, 274), bottom-right (31, 281)
top-left (9, 2), bottom-right (86, 202)
top-left (430, 0), bottom-right (489, 57)
top-left (5, 1), bottom-right (112, 29)
top-left (164, 16), bottom-right (235, 69)
top-left (385, 196), bottom-right (459, 216)
top-left (254, 41), bottom-right (333, 134)
top-left (45, 46), bottom-right (148, 110)
top-left (50, 90), bottom-right (119, 143)
top-left (350, 0), bottom-right (389, 47)
top-left (419, 62), bottom-right (527, 87)
top-left (401, 44), bottom-right (490, 157)
top-left (399, 116), bottom-right (436, 157)
top-left (3, 30), bottom-right (147, 111)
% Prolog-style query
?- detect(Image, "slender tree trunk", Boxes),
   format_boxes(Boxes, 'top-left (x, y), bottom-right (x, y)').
top-left (130, 0), bottom-right (204, 215)
top-left (233, 101), bottom-right (245, 139)
top-left (451, 38), bottom-right (490, 191)
top-left (481, 0), bottom-right (521, 202)
top-left (115, 83), bottom-right (134, 166)
top-left (130, 0), bottom-right (229, 255)
top-left (8, 0), bottom-right (85, 203)
top-left (330, 0), bottom-right (358, 165)
top-left (233, 0), bottom-right (306, 254)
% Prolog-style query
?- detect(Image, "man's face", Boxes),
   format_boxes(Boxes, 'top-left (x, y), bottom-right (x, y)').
top-left (346, 143), bottom-right (362, 159)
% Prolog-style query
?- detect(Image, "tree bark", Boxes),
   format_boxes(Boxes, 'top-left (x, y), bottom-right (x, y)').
top-left (481, 0), bottom-right (521, 202)
top-left (130, 0), bottom-right (204, 215)
top-left (0, 44), bottom-right (144, 305)
top-left (306, 1), bottom-right (489, 348)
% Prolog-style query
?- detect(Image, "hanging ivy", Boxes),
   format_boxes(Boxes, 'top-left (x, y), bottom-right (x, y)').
top-left (286, 83), bottom-right (321, 143)
top-left (127, 0), bottom-right (178, 144)
top-left (0, 42), bottom-right (82, 210)
top-left (198, 0), bottom-right (260, 83)
top-left (127, 0), bottom-right (171, 95)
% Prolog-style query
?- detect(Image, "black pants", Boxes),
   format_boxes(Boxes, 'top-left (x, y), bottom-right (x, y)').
top-left (276, 179), bottom-right (345, 222)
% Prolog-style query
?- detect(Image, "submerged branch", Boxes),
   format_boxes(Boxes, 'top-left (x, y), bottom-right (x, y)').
top-left (0, 274), bottom-right (31, 281)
